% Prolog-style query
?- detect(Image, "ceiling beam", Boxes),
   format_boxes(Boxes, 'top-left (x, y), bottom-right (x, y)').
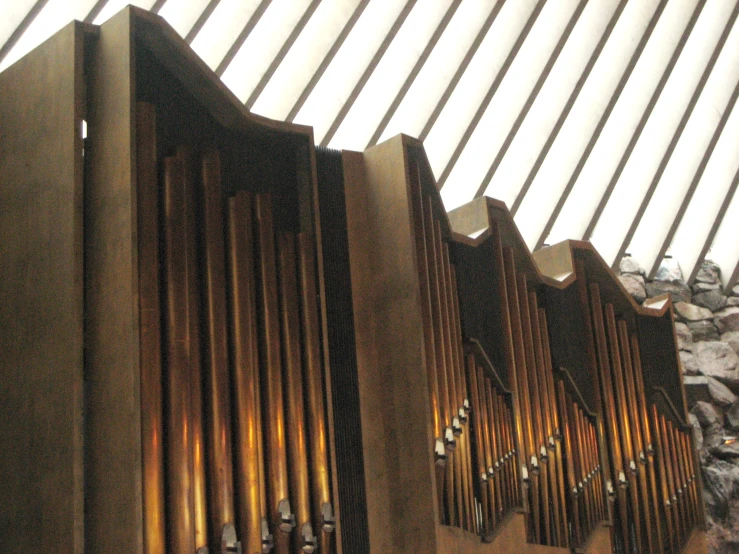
top-left (582, 0), bottom-right (707, 241)
top-left (648, 77), bottom-right (739, 278)
top-left (365, 0), bottom-right (462, 148)
top-left (0, 0), bottom-right (49, 66)
top-left (320, 0), bottom-right (417, 147)
top-left (245, 0), bottom-right (322, 110)
top-left (215, 0), bottom-right (272, 77)
top-left (534, 0), bottom-right (667, 250)
top-left (509, 0), bottom-right (627, 216)
top-left (185, 0), bottom-right (221, 44)
top-left (615, 0), bottom-right (739, 268)
top-left (435, 0), bottom-right (545, 189)
top-left (473, 0), bottom-right (589, 204)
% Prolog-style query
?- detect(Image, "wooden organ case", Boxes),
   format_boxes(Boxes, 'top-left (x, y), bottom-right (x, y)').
top-left (0, 8), bottom-right (339, 554)
top-left (0, 8), bottom-right (708, 554)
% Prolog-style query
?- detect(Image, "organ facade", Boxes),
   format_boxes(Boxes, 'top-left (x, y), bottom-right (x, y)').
top-left (0, 8), bottom-right (706, 554)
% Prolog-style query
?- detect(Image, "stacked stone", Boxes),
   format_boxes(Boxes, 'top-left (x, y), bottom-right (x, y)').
top-left (619, 257), bottom-right (739, 553)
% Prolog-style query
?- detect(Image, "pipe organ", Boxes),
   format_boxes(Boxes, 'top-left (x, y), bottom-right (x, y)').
top-left (0, 7), bottom-right (707, 554)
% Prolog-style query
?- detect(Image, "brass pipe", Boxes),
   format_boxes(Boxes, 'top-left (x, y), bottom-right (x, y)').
top-left (493, 392), bottom-right (511, 514)
top-left (178, 145), bottom-right (208, 549)
top-left (201, 151), bottom-right (236, 545)
top-left (137, 102), bottom-right (165, 554)
top-left (652, 405), bottom-right (676, 554)
top-left (604, 305), bottom-right (643, 553)
top-left (670, 422), bottom-right (690, 542)
top-left (557, 383), bottom-right (581, 547)
top-left (618, 321), bottom-right (655, 552)
top-left (297, 233), bottom-right (335, 554)
top-left (486, 381), bottom-right (505, 526)
top-left (467, 354), bottom-right (490, 534)
top-left (164, 156), bottom-right (196, 553)
top-left (588, 284), bottom-right (629, 553)
top-left (538, 309), bottom-right (568, 547)
top-left (476, 366), bottom-right (496, 529)
top-left (502, 249), bottom-right (539, 543)
top-left (667, 418), bottom-right (688, 546)
top-left (539, 308), bottom-right (569, 548)
top-left (434, 224), bottom-right (463, 527)
top-left (408, 165), bottom-right (446, 524)
top-left (490, 222), bottom-right (526, 499)
top-left (519, 279), bottom-right (550, 545)
top-left (228, 192), bottom-right (264, 554)
top-left (529, 296), bottom-right (558, 546)
top-left (255, 194), bottom-right (293, 552)
top-left (422, 197), bottom-right (454, 482)
top-left (277, 232), bottom-right (314, 554)
top-left (449, 265), bottom-right (475, 532)
top-left (573, 403), bottom-right (592, 540)
top-left (682, 431), bottom-right (699, 531)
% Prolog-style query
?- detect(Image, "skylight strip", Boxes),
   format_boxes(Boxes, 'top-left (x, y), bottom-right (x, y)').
top-left (190, 0), bottom-right (265, 71)
top-left (327, 0), bottom-right (458, 151)
top-left (0, 0), bottom-right (43, 66)
top-left (220, 0), bottom-right (314, 102)
top-left (546, 0), bottom-right (701, 249)
top-left (620, 1), bottom-right (739, 274)
top-left (92, 0), bottom-right (158, 24)
top-left (292, 0), bottom-right (410, 144)
top-left (589, 0), bottom-right (727, 266)
top-left (250, 0), bottom-right (362, 121)
top-left (438, 0), bottom-right (577, 212)
top-left (157, 0), bottom-right (213, 38)
top-left (365, 0), bottom-right (462, 148)
top-left (423, 0), bottom-right (542, 186)
top-left (478, 0), bottom-right (601, 206)
top-left (0, 0), bottom-right (99, 72)
top-left (671, 102), bottom-right (739, 283)
top-left (710, 173), bottom-right (739, 289)
top-left (533, 0), bottom-right (666, 250)
top-left (319, 0), bottom-right (417, 147)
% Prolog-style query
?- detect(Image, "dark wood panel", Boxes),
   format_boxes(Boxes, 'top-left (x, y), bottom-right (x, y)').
top-left (0, 21), bottom-right (85, 554)
top-left (83, 8), bottom-right (143, 552)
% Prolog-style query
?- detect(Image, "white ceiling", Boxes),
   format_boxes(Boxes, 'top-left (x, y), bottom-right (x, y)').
top-left (1, 0), bottom-right (737, 287)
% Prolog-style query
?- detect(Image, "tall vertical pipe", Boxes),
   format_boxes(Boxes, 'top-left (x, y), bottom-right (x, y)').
top-left (298, 232), bottom-right (335, 554)
top-left (164, 156), bottom-right (196, 553)
top-left (137, 102), bottom-right (165, 554)
top-left (201, 150), bottom-right (236, 545)
top-left (228, 192), bottom-right (264, 554)
top-left (255, 194), bottom-right (293, 554)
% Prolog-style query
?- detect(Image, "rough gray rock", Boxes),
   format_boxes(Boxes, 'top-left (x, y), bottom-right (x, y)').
top-left (619, 256), bottom-right (644, 276)
top-left (703, 460), bottom-right (739, 519)
top-left (693, 289), bottom-right (728, 312)
top-left (732, 285), bottom-right (739, 297)
top-left (710, 441), bottom-right (739, 461)
top-left (688, 320), bottom-right (721, 342)
top-left (727, 297), bottom-right (739, 307)
top-left (722, 332), bottom-right (739, 356)
top-left (654, 258), bottom-right (684, 282)
top-left (727, 401), bottom-right (739, 431)
top-left (693, 281), bottom-right (722, 294)
top-left (645, 280), bottom-right (692, 303)
top-left (675, 321), bottom-right (693, 351)
top-left (708, 376), bottom-right (739, 406)
top-left (680, 350), bottom-right (700, 374)
top-left (618, 273), bottom-right (646, 303)
top-left (697, 343), bottom-right (739, 383)
top-left (694, 400), bottom-right (723, 426)
top-left (675, 301), bottom-right (714, 322)
top-left (690, 413), bottom-right (704, 451)
top-left (715, 307), bottom-right (739, 334)
top-left (697, 261), bottom-right (722, 285)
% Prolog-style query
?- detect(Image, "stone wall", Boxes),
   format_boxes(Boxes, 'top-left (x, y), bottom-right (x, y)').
top-left (619, 257), bottom-right (739, 554)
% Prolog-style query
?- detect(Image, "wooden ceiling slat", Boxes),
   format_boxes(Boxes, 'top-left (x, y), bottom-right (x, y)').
top-left (582, 0), bottom-right (707, 241)
top-left (615, 0), bottom-right (739, 270)
top-left (214, 0), bottom-right (272, 76)
top-left (0, 0), bottom-right (50, 66)
top-left (434, 0), bottom-right (546, 189)
top-left (534, 0), bottom-right (668, 250)
top-left (319, 0), bottom-right (417, 147)
top-left (471, 0), bottom-right (589, 202)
